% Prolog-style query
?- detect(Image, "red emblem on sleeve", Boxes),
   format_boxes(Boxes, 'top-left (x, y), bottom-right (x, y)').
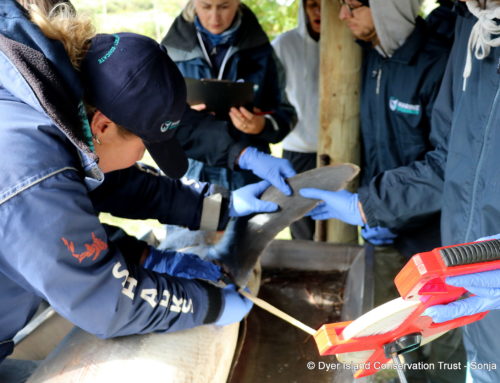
top-left (61, 233), bottom-right (108, 263)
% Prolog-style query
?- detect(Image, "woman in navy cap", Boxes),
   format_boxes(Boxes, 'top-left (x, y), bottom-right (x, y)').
top-left (0, 1), bottom-right (280, 377)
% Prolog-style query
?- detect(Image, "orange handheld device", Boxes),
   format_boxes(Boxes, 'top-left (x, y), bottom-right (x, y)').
top-left (313, 240), bottom-right (500, 378)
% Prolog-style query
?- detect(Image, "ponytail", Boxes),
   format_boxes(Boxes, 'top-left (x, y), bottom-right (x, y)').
top-left (27, 2), bottom-right (95, 70)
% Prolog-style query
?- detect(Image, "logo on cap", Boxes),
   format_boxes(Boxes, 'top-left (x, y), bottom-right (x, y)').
top-left (160, 120), bottom-right (180, 133)
top-left (98, 34), bottom-right (121, 65)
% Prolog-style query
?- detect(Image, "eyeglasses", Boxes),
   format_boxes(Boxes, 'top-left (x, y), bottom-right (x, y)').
top-left (338, 0), bottom-right (365, 16)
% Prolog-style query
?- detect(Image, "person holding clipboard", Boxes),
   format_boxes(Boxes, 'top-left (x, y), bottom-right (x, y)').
top-left (162, 0), bottom-right (297, 191)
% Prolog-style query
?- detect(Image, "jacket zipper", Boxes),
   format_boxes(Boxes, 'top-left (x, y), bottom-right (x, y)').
top-left (197, 31), bottom-right (234, 79)
top-left (376, 68), bottom-right (382, 95)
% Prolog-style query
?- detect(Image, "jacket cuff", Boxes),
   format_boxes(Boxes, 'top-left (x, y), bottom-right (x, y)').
top-left (201, 184), bottom-right (230, 231)
top-left (228, 141), bottom-right (249, 170)
top-left (255, 116), bottom-right (280, 142)
top-left (201, 282), bottom-right (224, 324)
top-left (358, 186), bottom-right (379, 227)
top-left (217, 196), bottom-right (231, 231)
top-left (199, 193), bottom-right (222, 231)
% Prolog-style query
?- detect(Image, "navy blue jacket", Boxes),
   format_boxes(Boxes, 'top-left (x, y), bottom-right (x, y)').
top-left (0, 0), bottom-right (225, 362)
top-left (359, 16), bottom-right (453, 256)
top-left (359, 5), bottom-right (500, 248)
top-left (162, 4), bottom-right (297, 166)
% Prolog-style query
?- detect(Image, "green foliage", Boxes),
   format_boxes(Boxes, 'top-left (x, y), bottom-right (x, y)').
top-left (71, 0), bottom-right (298, 42)
top-left (244, 0), bottom-right (299, 41)
top-left (71, 0), bottom-right (185, 40)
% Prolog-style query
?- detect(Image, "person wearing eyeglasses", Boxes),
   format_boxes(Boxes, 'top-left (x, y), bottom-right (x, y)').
top-left (270, 0), bottom-right (321, 240)
top-left (299, 1), bottom-right (464, 381)
top-left (299, 0), bottom-right (500, 381)
top-left (332, 0), bottom-right (454, 255)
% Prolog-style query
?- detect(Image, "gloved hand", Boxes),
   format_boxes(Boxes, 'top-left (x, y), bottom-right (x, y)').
top-left (144, 247), bottom-right (222, 282)
top-left (230, 180), bottom-right (278, 217)
top-left (299, 188), bottom-right (364, 226)
top-left (423, 270), bottom-right (500, 323)
top-left (214, 285), bottom-right (254, 326)
top-left (238, 147), bottom-right (296, 196)
top-left (361, 225), bottom-right (397, 246)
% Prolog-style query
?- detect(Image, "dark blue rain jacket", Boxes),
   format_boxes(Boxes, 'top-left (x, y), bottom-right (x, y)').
top-left (360, 7), bottom-right (500, 378)
top-left (359, 16), bottom-right (453, 256)
top-left (0, 0), bottom-right (225, 363)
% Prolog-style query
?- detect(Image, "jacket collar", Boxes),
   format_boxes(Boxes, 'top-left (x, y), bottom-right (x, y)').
top-left (0, 0), bottom-right (83, 103)
top-left (162, 4), bottom-right (269, 56)
top-left (0, 34), bottom-right (98, 165)
top-left (388, 17), bottom-right (427, 65)
top-left (358, 17), bottom-right (427, 65)
top-left (454, 1), bottom-right (472, 18)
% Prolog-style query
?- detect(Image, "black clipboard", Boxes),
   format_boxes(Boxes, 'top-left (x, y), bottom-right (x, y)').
top-left (184, 78), bottom-right (255, 116)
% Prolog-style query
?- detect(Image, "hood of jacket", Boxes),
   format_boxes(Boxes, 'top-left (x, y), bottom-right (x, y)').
top-left (370, 0), bottom-right (423, 57)
top-left (162, 3), bottom-right (269, 62)
top-left (271, 0), bottom-right (319, 153)
top-left (0, 0), bottom-right (100, 180)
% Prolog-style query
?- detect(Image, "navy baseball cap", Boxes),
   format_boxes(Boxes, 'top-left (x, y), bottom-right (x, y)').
top-left (81, 32), bottom-right (188, 178)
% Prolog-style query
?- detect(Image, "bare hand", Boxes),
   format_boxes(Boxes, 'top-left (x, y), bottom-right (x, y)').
top-left (190, 103), bottom-right (207, 111)
top-left (229, 106), bottom-right (265, 134)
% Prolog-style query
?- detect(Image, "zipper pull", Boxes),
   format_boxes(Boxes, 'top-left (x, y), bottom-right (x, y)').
top-left (376, 68), bottom-right (382, 95)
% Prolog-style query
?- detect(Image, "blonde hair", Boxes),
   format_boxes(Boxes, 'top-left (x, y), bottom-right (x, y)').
top-left (182, 0), bottom-right (242, 23)
top-left (17, 0), bottom-right (67, 13)
top-left (26, 2), bottom-right (95, 69)
top-left (182, 0), bottom-right (196, 22)
top-left (21, 1), bottom-right (134, 139)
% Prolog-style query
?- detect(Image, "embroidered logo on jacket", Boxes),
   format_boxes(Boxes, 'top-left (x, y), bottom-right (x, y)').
top-left (61, 233), bottom-right (108, 263)
top-left (389, 97), bottom-right (421, 115)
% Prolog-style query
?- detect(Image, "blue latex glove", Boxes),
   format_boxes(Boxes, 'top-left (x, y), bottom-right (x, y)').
top-left (299, 188), bottom-right (364, 226)
top-left (476, 233), bottom-right (500, 241)
top-left (361, 225), bottom-right (397, 246)
top-left (214, 285), bottom-right (254, 326)
top-left (423, 270), bottom-right (500, 323)
top-left (229, 180), bottom-right (278, 217)
top-left (238, 147), bottom-right (296, 196)
top-left (144, 247), bottom-right (222, 281)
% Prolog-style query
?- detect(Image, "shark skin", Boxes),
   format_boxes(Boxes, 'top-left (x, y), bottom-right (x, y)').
top-left (209, 163), bottom-right (360, 286)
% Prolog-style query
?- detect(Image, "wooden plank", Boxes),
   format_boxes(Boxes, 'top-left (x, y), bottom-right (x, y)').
top-left (318, 0), bottom-right (362, 244)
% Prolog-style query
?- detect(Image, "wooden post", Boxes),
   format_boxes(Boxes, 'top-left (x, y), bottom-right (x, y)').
top-left (316, 0), bottom-right (361, 244)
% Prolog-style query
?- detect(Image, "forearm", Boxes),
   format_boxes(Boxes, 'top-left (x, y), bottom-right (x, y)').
top-left (90, 164), bottom-right (230, 230)
top-left (7, 174), bottom-right (224, 337)
top-left (359, 151), bottom-right (445, 229)
top-left (254, 110), bottom-right (295, 144)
